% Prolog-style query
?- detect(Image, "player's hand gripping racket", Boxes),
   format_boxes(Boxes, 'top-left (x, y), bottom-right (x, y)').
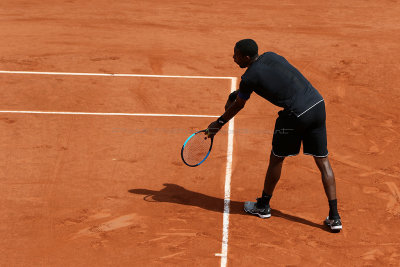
top-left (181, 130), bottom-right (213, 167)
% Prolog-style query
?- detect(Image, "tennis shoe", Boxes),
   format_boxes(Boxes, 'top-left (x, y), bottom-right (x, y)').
top-left (324, 216), bottom-right (342, 232)
top-left (244, 198), bottom-right (271, 219)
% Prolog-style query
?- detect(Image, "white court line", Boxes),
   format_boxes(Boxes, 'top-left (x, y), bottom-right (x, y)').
top-left (0, 110), bottom-right (219, 118)
top-left (0, 70), bottom-right (235, 80)
top-left (216, 77), bottom-right (236, 267)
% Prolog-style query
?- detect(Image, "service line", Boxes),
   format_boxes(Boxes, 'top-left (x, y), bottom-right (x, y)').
top-left (0, 110), bottom-right (219, 118)
top-left (0, 70), bottom-right (235, 80)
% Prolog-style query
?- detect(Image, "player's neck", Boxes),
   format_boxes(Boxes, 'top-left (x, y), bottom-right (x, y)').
top-left (247, 55), bottom-right (259, 67)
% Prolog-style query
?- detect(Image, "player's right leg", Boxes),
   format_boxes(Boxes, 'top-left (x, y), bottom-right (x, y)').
top-left (301, 101), bottom-right (342, 232)
top-left (314, 156), bottom-right (342, 232)
top-left (314, 156), bottom-right (336, 200)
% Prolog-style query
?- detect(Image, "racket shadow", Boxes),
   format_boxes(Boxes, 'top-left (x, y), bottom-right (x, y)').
top-left (128, 183), bottom-right (329, 232)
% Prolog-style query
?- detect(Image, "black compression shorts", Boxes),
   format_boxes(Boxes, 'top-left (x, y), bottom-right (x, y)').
top-left (272, 100), bottom-right (328, 157)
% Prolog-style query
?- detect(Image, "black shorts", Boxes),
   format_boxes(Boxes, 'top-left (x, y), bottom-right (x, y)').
top-left (272, 100), bottom-right (328, 157)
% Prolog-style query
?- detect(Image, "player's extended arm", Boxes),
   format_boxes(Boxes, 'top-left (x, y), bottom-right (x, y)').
top-left (220, 94), bottom-right (246, 121)
top-left (225, 90), bottom-right (239, 111)
top-left (206, 93), bottom-right (247, 137)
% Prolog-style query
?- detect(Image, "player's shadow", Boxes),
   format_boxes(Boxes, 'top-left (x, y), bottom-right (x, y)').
top-left (128, 183), bottom-right (330, 232)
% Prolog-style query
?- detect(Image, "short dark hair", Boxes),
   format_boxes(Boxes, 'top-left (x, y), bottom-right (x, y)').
top-left (235, 39), bottom-right (258, 58)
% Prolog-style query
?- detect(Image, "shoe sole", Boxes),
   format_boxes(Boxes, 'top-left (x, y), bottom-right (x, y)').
top-left (324, 220), bottom-right (342, 232)
top-left (243, 207), bottom-right (271, 219)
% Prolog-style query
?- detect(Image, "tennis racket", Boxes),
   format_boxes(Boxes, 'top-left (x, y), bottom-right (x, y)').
top-left (181, 130), bottom-right (213, 167)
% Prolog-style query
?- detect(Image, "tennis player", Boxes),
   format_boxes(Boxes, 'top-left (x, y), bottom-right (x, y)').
top-left (207, 39), bottom-right (342, 231)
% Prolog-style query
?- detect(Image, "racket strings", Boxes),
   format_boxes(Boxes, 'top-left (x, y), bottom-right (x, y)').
top-left (182, 133), bottom-right (212, 166)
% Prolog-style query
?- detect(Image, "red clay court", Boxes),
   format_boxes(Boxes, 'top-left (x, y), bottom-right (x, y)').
top-left (1, 0), bottom-right (399, 266)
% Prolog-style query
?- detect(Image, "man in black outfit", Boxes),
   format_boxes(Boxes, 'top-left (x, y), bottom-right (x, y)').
top-left (207, 39), bottom-right (342, 232)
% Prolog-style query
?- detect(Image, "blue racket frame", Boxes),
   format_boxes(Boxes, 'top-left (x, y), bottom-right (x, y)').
top-left (181, 130), bottom-right (214, 167)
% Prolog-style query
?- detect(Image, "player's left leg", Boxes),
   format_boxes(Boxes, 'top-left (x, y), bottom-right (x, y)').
top-left (244, 110), bottom-right (300, 219)
top-left (263, 152), bottom-right (285, 195)
top-left (244, 152), bottom-right (284, 219)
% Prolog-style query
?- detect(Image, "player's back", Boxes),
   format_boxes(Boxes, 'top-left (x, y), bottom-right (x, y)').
top-left (244, 52), bottom-right (323, 116)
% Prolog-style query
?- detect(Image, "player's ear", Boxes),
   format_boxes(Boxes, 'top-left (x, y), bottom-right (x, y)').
top-left (245, 55), bottom-right (252, 63)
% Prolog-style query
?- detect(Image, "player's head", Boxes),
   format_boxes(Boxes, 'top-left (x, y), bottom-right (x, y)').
top-left (233, 39), bottom-right (258, 68)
